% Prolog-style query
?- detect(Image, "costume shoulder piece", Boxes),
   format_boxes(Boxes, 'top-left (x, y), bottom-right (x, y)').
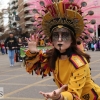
top-left (69, 54), bottom-right (87, 69)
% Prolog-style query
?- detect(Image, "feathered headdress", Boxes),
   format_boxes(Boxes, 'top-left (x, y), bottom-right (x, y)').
top-left (28, 0), bottom-right (100, 41)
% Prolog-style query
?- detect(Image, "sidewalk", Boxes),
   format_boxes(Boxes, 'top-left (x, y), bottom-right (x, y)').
top-left (0, 54), bottom-right (55, 100)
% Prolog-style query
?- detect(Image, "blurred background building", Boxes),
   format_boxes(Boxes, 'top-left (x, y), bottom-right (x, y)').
top-left (6, 0), bottom-right (34, 38)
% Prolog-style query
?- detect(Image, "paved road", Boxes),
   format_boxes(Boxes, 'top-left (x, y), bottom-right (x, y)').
top-left (0, 51), bottom-right (100, 100)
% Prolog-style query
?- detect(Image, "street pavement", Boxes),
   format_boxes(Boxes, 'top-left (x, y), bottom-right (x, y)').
top-left (0, 50), bottom-right (100, 100)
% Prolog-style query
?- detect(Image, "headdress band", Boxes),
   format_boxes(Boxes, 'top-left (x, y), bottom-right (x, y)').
top-left (50, 24), bottom-right (75, 35)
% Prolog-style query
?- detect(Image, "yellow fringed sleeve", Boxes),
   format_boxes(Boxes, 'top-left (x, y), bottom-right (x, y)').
top-left (24, 50), bottom-right (51, 77)
top-left (25, 50), bottom-right (39, 57)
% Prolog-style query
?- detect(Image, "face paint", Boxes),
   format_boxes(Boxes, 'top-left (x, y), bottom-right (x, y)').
top-left (51, 27), bottom-right (72, 52)
top-left (58, 44), bottom-right (62, 50)
top-left (52, 32), bottom-right (71, 42)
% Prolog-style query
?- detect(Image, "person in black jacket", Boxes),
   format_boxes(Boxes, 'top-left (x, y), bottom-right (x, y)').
top-left (4, 31), bottom-right (17, 66)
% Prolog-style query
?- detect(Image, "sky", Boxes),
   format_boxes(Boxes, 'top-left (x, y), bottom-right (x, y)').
top-left (0, 0), bottom-right (10, 26)
top-left (0, 0), bottom-right (10, 12)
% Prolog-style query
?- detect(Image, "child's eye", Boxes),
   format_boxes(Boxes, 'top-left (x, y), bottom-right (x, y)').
top-left (53, 33), bottom-right (59, 38)
top-left (62, 32), bottom-right (70, 38)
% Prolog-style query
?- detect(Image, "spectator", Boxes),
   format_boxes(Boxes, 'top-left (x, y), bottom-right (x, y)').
top-left (88, 42), bottom-right (91, 50)
top-left (0, 41), bottom-right (5, 54)
top-left (91, 42), bottom-right (94, 51)
top-left (4, 31), bottom-right (17, 66)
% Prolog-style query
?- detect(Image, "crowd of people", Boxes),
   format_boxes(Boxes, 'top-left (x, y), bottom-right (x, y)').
top-left (0, 31), bottom-right (28, 66)
top-left (87, 37), bottom-right (100, 51)
top-left (0, 31), bottom-right (53, 67)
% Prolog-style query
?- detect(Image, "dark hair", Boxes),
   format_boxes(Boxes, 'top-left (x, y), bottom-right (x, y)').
top-left (46, 29), bottom-right (91, 70)
top-left (8, 31), bottom-right (14, 34)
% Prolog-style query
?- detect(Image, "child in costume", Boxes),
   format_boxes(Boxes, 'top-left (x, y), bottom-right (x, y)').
top-left (24, 0), bottom-right (100, 99)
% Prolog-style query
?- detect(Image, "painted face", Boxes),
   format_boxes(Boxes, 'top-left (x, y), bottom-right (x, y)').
top-left (52, 27), bottom-right (72, 53)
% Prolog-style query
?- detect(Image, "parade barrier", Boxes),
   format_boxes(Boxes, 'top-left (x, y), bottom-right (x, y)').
top-left (37, 46), bottom-right (53, 51)
top-left (20, 46), bottom-right (53, 58)
top-left (20, 47), bottom-right (26, 58)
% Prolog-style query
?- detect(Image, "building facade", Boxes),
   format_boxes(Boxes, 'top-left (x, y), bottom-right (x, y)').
top-left (0, 12), bottom-right (4, 36)
top-left (18, 0), bottom-right (34, 34)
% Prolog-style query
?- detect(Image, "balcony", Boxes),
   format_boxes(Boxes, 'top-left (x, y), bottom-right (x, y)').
top-left (25, 24), bottom-right (31, 28)
top-left (25, 21), bottom-right (33, 25)
top-left (11, 5), bottom-right (18, 10)
top-left (24, 10), bottom-right (29, 14)
top-left (15, 2), bottom-right (18, 7)
top-left (24, 14), bottom-right (33, 19)
top-left (10, 5), bottom-right (15, 9)
top-left (12, 22), bottom-right (17, 27)
top-left (11, 0), bottom-right (16, 4)
top-left (23, 0), bottom-right (29, 5)
top-left (24, 3), bottom-right (29, 7)
top-left (23, 0), bottom-right (29, 7)
top-left (26, 28), bottom-right (33, 32)
top-left (24, 7), bottom-right (30, 11)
